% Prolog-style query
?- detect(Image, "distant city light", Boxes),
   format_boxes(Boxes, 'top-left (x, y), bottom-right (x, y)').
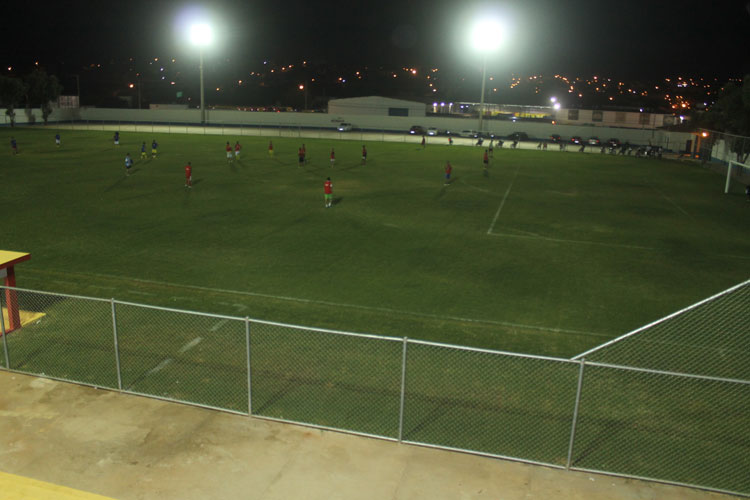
top-left (128, 83), bottom-right (134, 88)
top-left (299, 84), bottom-right (304, 90)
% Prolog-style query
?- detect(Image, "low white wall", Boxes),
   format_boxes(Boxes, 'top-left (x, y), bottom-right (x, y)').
top-left (2, 106), bottom-right (694, 151)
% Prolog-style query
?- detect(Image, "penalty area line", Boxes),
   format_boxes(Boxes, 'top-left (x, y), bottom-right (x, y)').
top-left (487, 164), bottom-right (521, 235)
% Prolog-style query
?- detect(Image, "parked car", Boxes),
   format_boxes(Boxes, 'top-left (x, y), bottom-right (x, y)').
top-left (459, 129), bottom-right (479, 138)
top-left (587, 137), bottom-right (601, 146)
top-left (550, 134), bottom-right (562, 143)
top-left (337, 122), bottom-right (353, 132)
top-left (409, 125), bottom-right (426, 135)
top-left (507, 132), bottom-right (529, 141)
top-left (569, 136), bottom-right (583, 145)
top-left (427, 127), bottom-right (439, 136)
top-left (607, 138), bottom-right (621, 148)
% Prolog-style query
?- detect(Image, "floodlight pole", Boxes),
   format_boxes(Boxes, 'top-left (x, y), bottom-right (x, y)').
top-left (478, 54), bottom-right (488, 133)
top-left (199, 48), bottom-right (206, 124)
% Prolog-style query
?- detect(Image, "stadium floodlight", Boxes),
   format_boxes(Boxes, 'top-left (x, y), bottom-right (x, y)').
top-left (553, 102), bottom-right (561, 110)
top-left (190, 23), bottom-right (213, 124)
top-left (471, 18), bottom-right (505, 133)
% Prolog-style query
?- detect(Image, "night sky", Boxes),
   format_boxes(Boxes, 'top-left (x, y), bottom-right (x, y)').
top-left (3, 0), bottom-right (749, 79)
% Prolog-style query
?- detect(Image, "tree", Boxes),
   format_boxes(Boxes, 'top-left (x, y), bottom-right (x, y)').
top-left (0, 76), bottom-right (27, 127)
top-left (696, 76), bottom-right (750, 162)
top-left (25, 69), bottom-right (63, 124)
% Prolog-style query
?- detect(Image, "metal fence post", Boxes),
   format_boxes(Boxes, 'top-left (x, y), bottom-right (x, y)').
top-left (398, 336), bottom-right (408, 442)
top-left (1, 295), bottom-right (9, 369)
top-left (111, 299), bottom-right (123, 390)
top-left (251, 316), bottom-right (253, 415)
top-left (566, 358), bottom-right (586, 469)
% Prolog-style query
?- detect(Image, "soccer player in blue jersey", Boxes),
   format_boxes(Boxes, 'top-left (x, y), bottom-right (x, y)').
top-left (10, 137), bottom-right (18, 155)
top-left (114, 131), bottom-right (120, 145)
top-left (55, 133), bottom-right (61, 147)
top-left (151, 139), bottom-right (158, 158)
top-left (140, 142), bottom-right (147, 159)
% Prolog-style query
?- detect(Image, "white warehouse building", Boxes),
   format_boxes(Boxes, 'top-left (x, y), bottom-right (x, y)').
top-left (327, 96), bottom-right (426, 117)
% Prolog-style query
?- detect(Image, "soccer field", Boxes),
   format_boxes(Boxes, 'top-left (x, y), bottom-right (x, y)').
top-left (2, 127), bottom-right (748, 357)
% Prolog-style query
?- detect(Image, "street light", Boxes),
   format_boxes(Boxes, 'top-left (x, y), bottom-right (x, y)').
top-left (471, 19), bottom-right (504, 133)
top-left (190, 23), bottom-right (213, 124)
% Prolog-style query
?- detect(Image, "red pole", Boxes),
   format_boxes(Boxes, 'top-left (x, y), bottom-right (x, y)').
top-left (3, 265), bottom-right (21, 334)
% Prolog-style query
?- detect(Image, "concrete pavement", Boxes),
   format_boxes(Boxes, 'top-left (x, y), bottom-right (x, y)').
top-left (0, 370), bottom-right (739, 500)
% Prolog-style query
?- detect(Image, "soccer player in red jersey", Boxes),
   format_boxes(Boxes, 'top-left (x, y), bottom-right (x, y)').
top-left (226, 142), bottom-right (233, 162)
top-left (361, 145), bottom-right (367, 165)
top-left (234, 141), bottom-right (241, 160)
top-left (324, 177), bottom-right (333, 208)
top-left (444, 161), bottom-right (452, 185)
top-left (298, 147), bottom-right (305, 166)
top-left (421, 135), bottom-right (426, 148)
top-left (185, 162), bottom-right (192, 188)
top-left (268, 141), bottom-right (274, 156)
top-left (302, 144), bottom-right (307, 163)
top-left (330, 148), bottom-right (335, 167)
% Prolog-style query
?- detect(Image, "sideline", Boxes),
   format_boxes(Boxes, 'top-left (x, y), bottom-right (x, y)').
top-left (23, 268), bottom-right (610, 339)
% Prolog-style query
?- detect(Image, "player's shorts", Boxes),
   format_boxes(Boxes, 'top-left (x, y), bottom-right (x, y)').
top-left (227, 152), bottom-right (233, 158)
top-left (268, 150), bottom-right (274, 155)
top-left (114, 140), bottom-right (120, 145)
top-left (298, 156), bottom-right (304, 164)
top-left (55, 140), bottom-right (60, 145)
top-left (324, 193), bottom-right (332, 201)
top-left (235, 151), bottom-right (240, 158)
top-left (152, 149), bottom-right (157, 155)
top-left (362, 155), bottom-right (367, 160)
top-left (445, 173), bottom-right (450, 179)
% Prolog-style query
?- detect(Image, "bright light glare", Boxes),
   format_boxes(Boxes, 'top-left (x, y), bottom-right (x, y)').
top-left (471, 19), bottom-right (504, 52)
top-left (190, 24), bottom-right (213, 46)
top-left (550, 97), bottom-right (557, 103)
top-left (553, 103), bottom-right (561, 110)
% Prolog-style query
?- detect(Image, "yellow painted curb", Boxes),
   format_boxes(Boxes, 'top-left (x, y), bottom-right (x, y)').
top-left (1, 307), bottom-right (46, 329)
top-left (0, 471), bottom-right (117, 500)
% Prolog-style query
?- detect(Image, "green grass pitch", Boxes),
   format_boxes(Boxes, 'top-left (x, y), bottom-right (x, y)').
top-left (2, 127), bottom-right (749, 494)
top-left (1, 127), bottom-right (748, 357)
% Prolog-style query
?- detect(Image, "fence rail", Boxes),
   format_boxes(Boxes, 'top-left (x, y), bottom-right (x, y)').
top-left (1, 285), bottom-right (748, 497)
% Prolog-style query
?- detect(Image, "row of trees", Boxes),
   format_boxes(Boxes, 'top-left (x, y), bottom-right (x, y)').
top-left (694, 75), bottom-right (750, 162)
top-left (0, 70), bottom-right (63, 126)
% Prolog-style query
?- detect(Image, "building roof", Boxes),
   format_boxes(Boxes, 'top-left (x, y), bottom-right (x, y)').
top-left (328, 96), bottom-right (426, 108)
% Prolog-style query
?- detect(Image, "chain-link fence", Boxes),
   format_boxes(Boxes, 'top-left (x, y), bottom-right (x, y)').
top-left (1, 285), bottom-right (748, 496)
top-left (575, 279), bottom-right (750, 381)
top-left (700, 129), bottom-right (750, 165)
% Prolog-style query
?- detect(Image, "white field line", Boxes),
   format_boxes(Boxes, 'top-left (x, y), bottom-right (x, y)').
top-left (646, 181), bottom-right (690, 216)
top-left (178, 337), bottom-right (203, 353)
top-left (459, 179), bottom-right (495, 195)
top-left (487, 164), bottom-right (522, 235)
top-left (488, 231), bottom-right (657, 251)
top-left (144, 358), bottom-right (172, 377)
top-left (58, 270), bottom-right (608, 339)
top-left (211, 304), bottom-right (246, 331)
top-left (209, 319), bottom-right (230, 332)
